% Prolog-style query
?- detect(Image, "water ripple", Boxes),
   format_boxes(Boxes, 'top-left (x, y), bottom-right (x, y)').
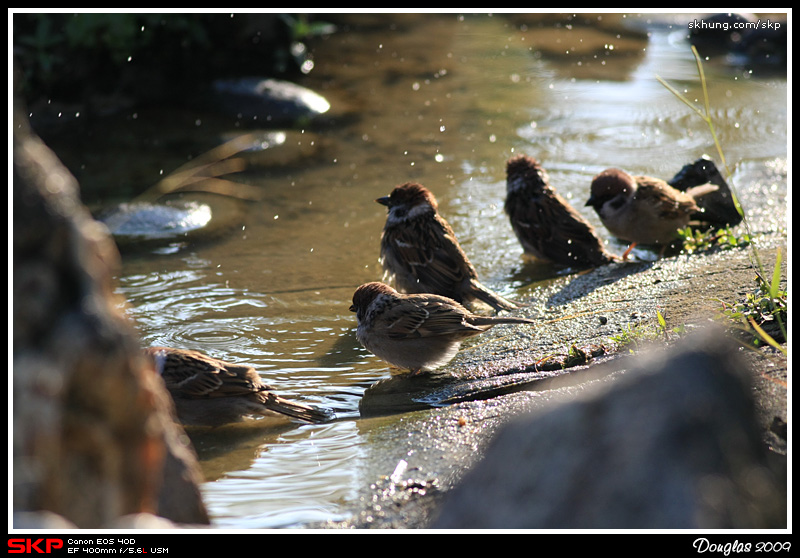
top-left (203, 421), bottom-right (364, 529)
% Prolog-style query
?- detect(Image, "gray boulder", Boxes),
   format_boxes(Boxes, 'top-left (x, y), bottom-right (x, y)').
top-left (432, 329), bottom-right (785, 529)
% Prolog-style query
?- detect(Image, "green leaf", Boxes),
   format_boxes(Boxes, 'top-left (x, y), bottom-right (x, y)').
top-left (656, 310), bottom-right (667, 329)
top-left (770, 248), bottom-right (783, 300)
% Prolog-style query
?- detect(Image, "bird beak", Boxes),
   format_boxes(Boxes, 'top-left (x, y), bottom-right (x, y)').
top-left (348, 304), bottom-right (356, 312)
top-left (375, 196), bottom-right (390, 206)
top-left (584, 197), bottom-right (595, 207)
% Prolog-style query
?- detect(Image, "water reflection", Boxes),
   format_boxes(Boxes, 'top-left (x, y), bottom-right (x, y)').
top-left (108, 14), bottom-right (786, 527)
top-left (200, 421), bottom-right (363, 529)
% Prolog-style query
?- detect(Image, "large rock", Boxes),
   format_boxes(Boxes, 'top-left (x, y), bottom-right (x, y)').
top-left (12, 96), bottom-right (209, 527)
top-left (432, 329), bottom-right (785, 529)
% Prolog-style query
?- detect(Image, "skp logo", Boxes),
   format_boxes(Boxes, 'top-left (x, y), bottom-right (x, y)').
top-left (8, 539), bottom-right (64, 554)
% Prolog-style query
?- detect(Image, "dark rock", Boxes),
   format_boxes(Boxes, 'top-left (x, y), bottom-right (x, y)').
top-left (687, 13), bottom-right (787, 71)
top-left (688, 13), bottom-right (757, 55)
top-left (204, 77), bottom-right (331, 127)
top-left (431, 328), bottom-right (785, 529)
top-left (730, 23), bottom-right (787, 69)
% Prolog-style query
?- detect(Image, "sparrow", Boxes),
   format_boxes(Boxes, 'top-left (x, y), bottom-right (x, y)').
top-left (377, 182), bottom-right (520, 313)
top-left (349, 282), bottom-right (535, 375)
top-left (504, 154), bottom-right (619, 268)
top-left (146, 346), bottom-right (333, 427)
top-left (585, 168), bottom-right (719, 255)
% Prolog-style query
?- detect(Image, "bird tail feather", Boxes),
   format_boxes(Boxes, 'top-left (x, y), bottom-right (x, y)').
top-left (470, 280), bottom-right (523, 312)
top-left (261, 393), bottom-right (334, 423)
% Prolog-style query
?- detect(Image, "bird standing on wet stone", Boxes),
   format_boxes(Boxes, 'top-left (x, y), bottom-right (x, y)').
top-left (377, 182), bottom-right (521, 313)
top-left (585, 168), bottom-right (719, 257)
top-left (350, 281), bottom-right (535, 376)
top-left (504, 154), bottom-right (619, 268)
top-left (146, 346), bottom-right (333, 427)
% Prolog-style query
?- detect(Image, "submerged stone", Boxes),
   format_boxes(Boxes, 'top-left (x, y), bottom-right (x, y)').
top-left (97, 195), bottom-right (246, 252)
top-left (101, 200), bottom-right (213, 238)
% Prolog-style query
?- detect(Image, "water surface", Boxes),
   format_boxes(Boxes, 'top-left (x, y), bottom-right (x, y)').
top-left (98, 14), bottom-right (786, 528)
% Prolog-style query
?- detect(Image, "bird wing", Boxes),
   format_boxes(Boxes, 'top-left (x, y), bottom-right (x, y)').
top-left (157, 350), bottom-right (266, 399)
top-left (507, 188), bottom-right (617, 267)
top-left (512, 189), bottom-right (602, 245)
top-left (634, 177), bottom-right (700, 219)
top-left (382, 214), bottom-right (476, 294)
top-left (377, 297), bottom-right (483, 340)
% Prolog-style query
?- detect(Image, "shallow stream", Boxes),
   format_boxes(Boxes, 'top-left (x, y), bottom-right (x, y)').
top-left (45, 14), bottom-right (787, 528)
